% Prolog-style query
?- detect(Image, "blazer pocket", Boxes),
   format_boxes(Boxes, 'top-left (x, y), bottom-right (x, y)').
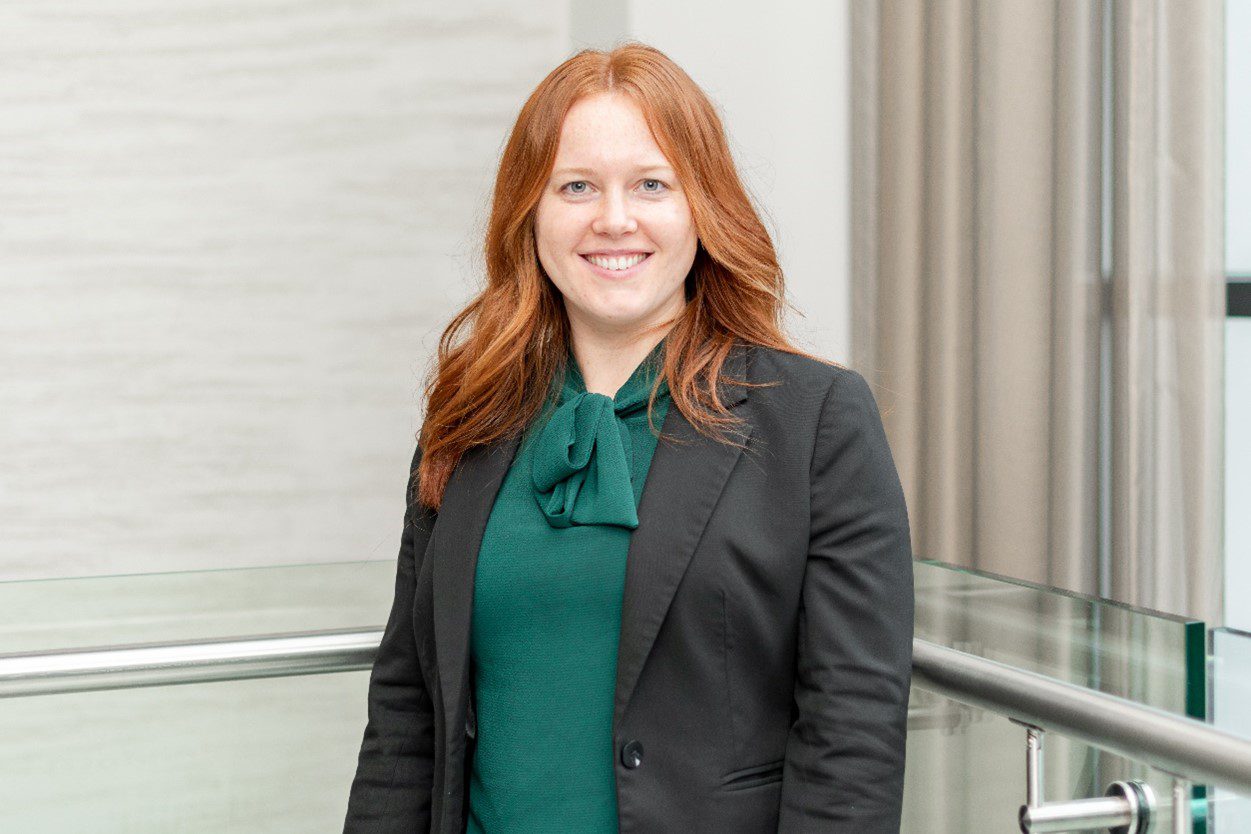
top-left (720, 758), bottom-right (784, 792)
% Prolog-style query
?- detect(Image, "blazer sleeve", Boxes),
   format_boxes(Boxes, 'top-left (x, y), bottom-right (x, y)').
top-left (778, 369), bottom-right (915, 833)
top-left (344, 443), bottom-right (438, 833)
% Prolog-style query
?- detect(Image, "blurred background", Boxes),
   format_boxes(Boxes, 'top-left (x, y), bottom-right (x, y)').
top-left (0, 0), bottom-right (856, 582)
top-left (0, 0), bottom-right (1245, 831)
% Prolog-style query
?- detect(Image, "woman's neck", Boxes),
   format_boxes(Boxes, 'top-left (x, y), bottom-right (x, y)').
top-left (569, 329), bottom-right (669, 398)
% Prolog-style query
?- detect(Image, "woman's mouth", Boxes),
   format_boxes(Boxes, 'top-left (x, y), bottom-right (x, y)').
top-left (580, 252), bottom-right (652, 279)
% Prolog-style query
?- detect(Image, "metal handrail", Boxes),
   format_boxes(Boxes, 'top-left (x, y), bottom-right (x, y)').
top-left (3, 629), bottom-right (1250, 798)
top-left (0, 628), bottom-right (381, 698)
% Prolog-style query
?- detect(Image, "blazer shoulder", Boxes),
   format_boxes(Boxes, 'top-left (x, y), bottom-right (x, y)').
top-left (742, 345), bottom-right (890, 441)
top-left (745, 343), bottom-right (869, 395)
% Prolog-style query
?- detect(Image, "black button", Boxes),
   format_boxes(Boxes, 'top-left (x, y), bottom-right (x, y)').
top-left (620, 739), bottom-right (644, 769)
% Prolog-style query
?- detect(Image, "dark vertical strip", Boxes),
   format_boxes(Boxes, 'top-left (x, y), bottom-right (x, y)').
top-left (1188, 618), bottom-right (1209, 834)
top-left (1227, 280), bottom-right (1251, 317)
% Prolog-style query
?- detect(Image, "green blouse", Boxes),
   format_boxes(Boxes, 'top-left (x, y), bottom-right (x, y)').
top-left (466, 338), bottom-right (672, 834)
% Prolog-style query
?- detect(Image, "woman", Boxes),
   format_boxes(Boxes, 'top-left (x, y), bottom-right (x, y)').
top-left (344, 42), bottom-right (913, 834)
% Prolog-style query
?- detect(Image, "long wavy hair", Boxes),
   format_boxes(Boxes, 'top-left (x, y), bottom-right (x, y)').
top-left (414, 41), bottom-right (835, 511)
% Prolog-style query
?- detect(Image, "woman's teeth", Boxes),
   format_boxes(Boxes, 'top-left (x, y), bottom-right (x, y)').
top-left (585, 253), bottom-right (649, 271)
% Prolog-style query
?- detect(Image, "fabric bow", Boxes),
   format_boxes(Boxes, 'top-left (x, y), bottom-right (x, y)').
top-left (530, 346), bottom-right (668, 529)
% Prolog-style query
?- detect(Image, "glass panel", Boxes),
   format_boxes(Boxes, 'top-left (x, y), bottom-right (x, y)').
top-left (1208, 627), bottom-right (1251, 831)
top-left (0, 673), bottom-right (370, 832)
top-left (0, 559), bottom-right (396, 653)
top-left (904, 558), bottom-right (1207, 834)
top-left (0, 560), bottom-right (399, 832)
top-left (1207, 789), bottom-right (1251, 834)
top-left (913, 558), bottom-right (1204, 713)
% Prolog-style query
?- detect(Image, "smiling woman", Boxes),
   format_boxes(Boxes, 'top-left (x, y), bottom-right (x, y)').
top-left (344, 40), bottom-right (914, 834)
top-left (534, 92), bottom-right (698, 395)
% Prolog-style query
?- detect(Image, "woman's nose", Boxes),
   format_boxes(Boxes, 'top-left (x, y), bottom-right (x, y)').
top-left (591, 188), bottom-right (638, 236)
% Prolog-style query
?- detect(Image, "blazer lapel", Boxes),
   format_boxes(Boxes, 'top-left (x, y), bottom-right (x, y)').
top-left (613, 342), bottom-right (752, 733)
top-left (429, 341), bottom-right (754, 744)
top-left (430, 431), bottom-right (521, 741)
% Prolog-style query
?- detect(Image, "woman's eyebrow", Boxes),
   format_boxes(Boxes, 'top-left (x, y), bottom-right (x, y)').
top-left (551, 165), bottom-right (675, 177)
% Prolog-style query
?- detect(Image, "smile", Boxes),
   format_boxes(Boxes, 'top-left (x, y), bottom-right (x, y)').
top-left (580, 253), bottom-right (651, 278)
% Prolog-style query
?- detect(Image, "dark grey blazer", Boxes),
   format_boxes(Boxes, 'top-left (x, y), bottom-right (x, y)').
top-left (343, 341), bottom-right (915, 834)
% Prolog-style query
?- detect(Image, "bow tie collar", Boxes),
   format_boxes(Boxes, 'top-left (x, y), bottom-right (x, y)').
top-left (530, 341), bottom-right (670, 530)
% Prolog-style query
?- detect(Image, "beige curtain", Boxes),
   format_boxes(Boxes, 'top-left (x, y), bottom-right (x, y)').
top-left (852, 3), bottom-right (1225, 830)
top-left (851, 0), bottom-right (1225, 626)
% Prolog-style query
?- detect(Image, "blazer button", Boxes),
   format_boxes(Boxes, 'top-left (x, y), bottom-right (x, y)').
top-left (620, 739), bottom-right (644, 769)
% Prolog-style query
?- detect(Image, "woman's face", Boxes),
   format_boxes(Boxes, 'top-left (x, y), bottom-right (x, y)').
top-left (534, 91), bottom-right (698, 342)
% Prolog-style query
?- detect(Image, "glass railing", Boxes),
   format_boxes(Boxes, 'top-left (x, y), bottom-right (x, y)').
top-left (2, 557), bottom-right (1247, 832)
top-left (0, 561), bottom-right (395, 833)
top-left (906, 559), bottom-right (1207, 833)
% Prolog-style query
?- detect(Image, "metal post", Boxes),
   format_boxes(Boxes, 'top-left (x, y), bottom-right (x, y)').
top-left (1026, 726), bottom-right (1044, 808)
top-left (1173, 777), bottom-right (1191, 834)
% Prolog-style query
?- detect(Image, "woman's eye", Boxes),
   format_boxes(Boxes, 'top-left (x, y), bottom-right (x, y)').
top-left (560, 179), bottom-right (667, 196)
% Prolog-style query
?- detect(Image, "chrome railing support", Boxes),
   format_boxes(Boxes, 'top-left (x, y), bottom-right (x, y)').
top-left (1172, 777), bottom-right (1191, 834)
top-left (1015, 721), bottom-right (1156, 833)
top-left (1024, 722), bottom-right (1044, 807)
top-left (1018, 780), bottom-right (1154, 833)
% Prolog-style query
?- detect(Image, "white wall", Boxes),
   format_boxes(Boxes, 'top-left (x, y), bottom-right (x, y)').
top-left (0, 1), bottom-right (568, 581)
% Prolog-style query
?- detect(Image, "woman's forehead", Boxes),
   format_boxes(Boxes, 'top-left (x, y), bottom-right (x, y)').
top-left (553, 96), bottom-right (672, 171)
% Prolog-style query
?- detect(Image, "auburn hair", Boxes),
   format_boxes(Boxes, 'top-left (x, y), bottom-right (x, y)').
top-left (414, 41), bottom-right (835, 511)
